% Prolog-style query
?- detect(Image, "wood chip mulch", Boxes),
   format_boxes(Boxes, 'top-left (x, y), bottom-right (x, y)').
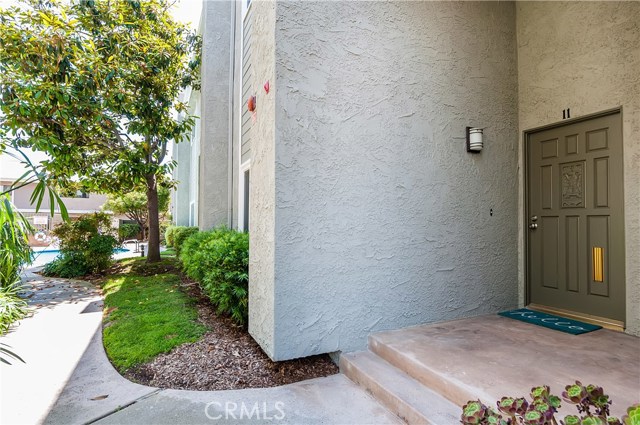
top-left (123, 271), bottom-right (339, 391)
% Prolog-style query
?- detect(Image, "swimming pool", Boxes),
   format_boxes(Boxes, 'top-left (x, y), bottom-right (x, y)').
top-left (29, 248), bottom-right (132, 267)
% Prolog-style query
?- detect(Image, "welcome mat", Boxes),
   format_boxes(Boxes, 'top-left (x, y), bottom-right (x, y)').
top-left (498, 308), bottom-right (602, 335)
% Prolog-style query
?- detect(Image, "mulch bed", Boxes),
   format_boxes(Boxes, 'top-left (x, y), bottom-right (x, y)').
top-left (123, 266), bottom-right (338, 390)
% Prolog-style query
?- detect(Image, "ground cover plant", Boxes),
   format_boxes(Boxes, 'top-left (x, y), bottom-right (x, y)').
top-left (101, 260), bottom-right (206, 371)
top-left (179, 228), bottom-right (249, 325)
top-left (461, 382), bottom-right (640, 425)
top-left (43, 213), bottom-right (118, 278)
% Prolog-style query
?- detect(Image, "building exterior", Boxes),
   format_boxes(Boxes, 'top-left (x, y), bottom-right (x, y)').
top-left (173, 1), bottom-right (640, 361)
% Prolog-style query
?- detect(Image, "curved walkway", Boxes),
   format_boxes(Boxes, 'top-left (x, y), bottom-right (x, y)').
top-left (0, 271), bottom-right (398, 425)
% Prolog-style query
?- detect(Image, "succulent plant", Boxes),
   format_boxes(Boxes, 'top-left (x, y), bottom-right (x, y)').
top-left (531, 386), bottom-right (551, 401)
top-left (462, 400), bottom-right (487, 425)
top-left (583, 385), bottom-right (612, 416)
top-left (548, 395), bottom-right (562, 409)
top-left (485, 408), bottom-right (510, 425)
top-left (622, 404), bottom-right (640, 425)
top-left (532, 400), bottom-right (556, 422)
top-left (581, 416), bottom-right (606, 425)
top-left (562, 415), bottom-right (581, 425)
top-left (461, 384), bottom-right (632, 425)
top-left (498, 397), bottom-right (529, 416)
top-left (522, 408), bottom-right (546, 425)
top-left (563, 382), bottom-right (588, 404)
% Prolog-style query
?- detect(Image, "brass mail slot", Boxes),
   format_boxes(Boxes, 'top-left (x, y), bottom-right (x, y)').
top-left (592, 247), bottom-right (604, 282)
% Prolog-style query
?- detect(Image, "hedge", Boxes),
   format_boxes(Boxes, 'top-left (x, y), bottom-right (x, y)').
top-left (179, 227), bottom-right (249, 325)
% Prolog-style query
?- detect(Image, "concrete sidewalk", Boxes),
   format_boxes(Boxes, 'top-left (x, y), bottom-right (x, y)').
top-left (1, 272), bottom-right (399, 425)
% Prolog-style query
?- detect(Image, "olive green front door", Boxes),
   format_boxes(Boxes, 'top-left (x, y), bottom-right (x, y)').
top-left (527, 111), bottom-right (625, 322)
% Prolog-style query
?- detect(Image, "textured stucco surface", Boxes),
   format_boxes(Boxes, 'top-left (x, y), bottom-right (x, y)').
top-left (198, 0), bottom-right (234, 230)
top-left (516, 2), bottom-right (640, 335)
top-left (248, 1), bottom-right (520, 360)
top-left (247, 0), bottom-right (277, 356)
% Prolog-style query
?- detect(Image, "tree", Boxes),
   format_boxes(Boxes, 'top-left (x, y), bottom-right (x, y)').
top-left (0, 0), bottom-right (200, 262)
top-left (104, 186), bottom-right (170, 240)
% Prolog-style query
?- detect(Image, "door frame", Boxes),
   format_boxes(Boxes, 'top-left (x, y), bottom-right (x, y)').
top-left (523, 107), bottom-right (624, 311)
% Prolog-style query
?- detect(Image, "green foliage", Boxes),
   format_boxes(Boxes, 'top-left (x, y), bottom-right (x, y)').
top-left (102, 272), bottom-right (206, 371)
top-left (42, 252), bottom-right (89, 278)
top-left (172, 226), bottom-right (199, 256)
top-left (0, 146), bottom-right (69, 221)
top-left (179, 228), bottom-right (249, 325)
top-left (623, 405), bottom-right (640, 425)
top-left (0, 0), bottom-right (201, 261)
top-left (43, 213), bottom-right (118, 277)
top-left (105, 187), bottom-right (170, 239)
top-left (0, 342), bottom-right (25, 365)
top-left (462, 383), bottom-right (626, 425)
top-left (118, 223), bottom-right (141, 242)
top-left (0, 280), bottom-right (28, 335)
top-left (159, 218), bottom-right (170, 245)
top-left (165, 225), bottom-right (177, 247)
top-left (0, 194), bottom-right (33, 288)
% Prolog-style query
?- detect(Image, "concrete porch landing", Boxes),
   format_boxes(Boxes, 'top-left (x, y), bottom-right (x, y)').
top-left (341, 315), bottom-right (640, 423)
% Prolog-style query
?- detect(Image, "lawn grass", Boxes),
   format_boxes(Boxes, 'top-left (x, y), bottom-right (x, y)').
top-left (102, 267), bottom-right (207, 371)
top-left (161, 247), bottom-right (176, 257)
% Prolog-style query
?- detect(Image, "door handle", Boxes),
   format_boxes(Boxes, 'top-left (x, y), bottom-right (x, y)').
top-left (529, 223), bottom-right (538, 230)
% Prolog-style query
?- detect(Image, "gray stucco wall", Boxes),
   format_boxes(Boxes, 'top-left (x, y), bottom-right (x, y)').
top-left (198, 0), bottom-right (235, 230)
top-left (516, 2), bottom-right (640, 335)
top-left (248, 0), bottom-right (277, 356)
top-left (249, 1), bottom-right (520, 360)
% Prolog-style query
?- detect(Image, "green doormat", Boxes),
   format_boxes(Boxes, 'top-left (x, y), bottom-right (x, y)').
top-left (498, 308), bottom-right (602, 335)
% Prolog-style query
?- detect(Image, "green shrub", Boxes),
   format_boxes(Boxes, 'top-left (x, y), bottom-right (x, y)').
top-left (159, 219), bottom-right (171, 245)
top-left (179, 227), bottom-right (249, 325)
top-left (172, 226), bottom-right (199, 256)
top-left (0, 194), bottom-right (33, 288)
top-left (164, 225), bottom-right (176, 247)
top-left (43, 213), bottom-right (118, 277)
top-left (0, 281), bottom-right (28, 335)
top-left (118, 223), bottom-right (140, 241)
top-left (42, 252), bottom-right (89, 278)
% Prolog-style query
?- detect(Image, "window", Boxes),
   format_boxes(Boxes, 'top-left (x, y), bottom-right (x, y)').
top-left (238, 162), bottom-right (250, 232)
top-left (189, 201), bottom-right (196, 227)
top-left (243, 170), bottom-right (250, 232)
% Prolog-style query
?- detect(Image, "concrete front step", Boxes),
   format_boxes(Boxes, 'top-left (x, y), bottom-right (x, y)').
top-left (368, 331), bottom-right (484, 409)
top-left (367, 316), bottom-right (639, 418)
top-left (340, 351), bottom-right (460, 425)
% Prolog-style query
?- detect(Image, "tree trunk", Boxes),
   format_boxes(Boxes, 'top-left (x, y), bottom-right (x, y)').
top-left (145, 173), bottom-right (161, 262)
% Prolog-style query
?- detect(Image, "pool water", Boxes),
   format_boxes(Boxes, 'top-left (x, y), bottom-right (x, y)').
top-left (30, 248), bottom-right (131, 267)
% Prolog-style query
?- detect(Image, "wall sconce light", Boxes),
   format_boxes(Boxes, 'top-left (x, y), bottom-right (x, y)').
top-left (466, 127), bottom-right (483, 153)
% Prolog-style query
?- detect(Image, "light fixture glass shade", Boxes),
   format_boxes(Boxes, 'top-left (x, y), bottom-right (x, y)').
top-left (469, 128), bottom-right (483, 151)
